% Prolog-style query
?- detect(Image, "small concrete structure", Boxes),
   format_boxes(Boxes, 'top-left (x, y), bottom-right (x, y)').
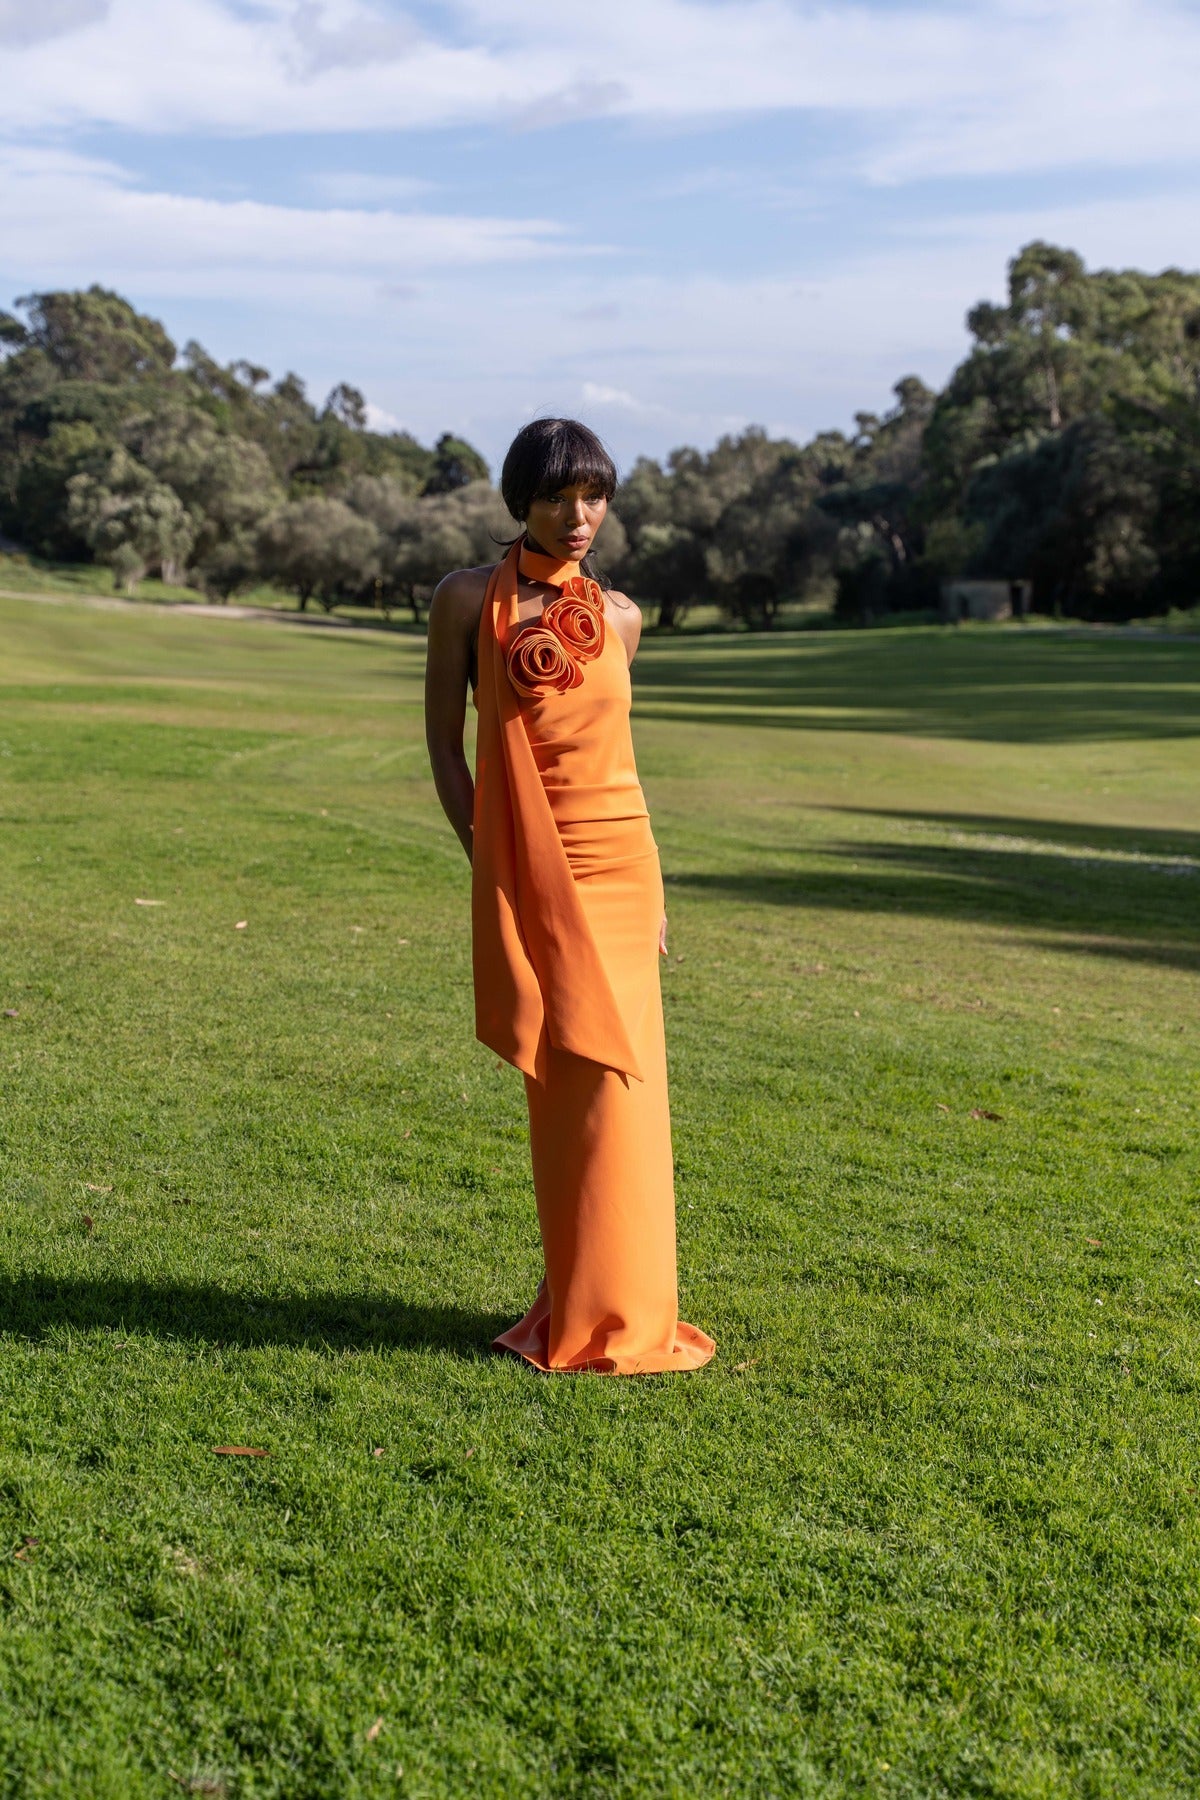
top-left (940, 578), bottom-right (1032, 624)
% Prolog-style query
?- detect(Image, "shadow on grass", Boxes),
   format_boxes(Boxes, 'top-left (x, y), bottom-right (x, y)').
top-left (634, 632), bottom-right (1200, 743)
top-left (671, 808), bottom-right (1200, 972)
top-left (0, 1274), bottom-right (513, 1358)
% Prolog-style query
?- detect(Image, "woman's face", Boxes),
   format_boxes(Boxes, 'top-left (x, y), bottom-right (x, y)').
top-left (525, 482), bottom-right (609, 563)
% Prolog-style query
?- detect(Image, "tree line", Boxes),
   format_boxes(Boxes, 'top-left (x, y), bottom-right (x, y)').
top-left (617, 242), bottom-right (1200, 625)
top-left (0, 285), bottom-right (497, 615)
top-left (2, 242), bottom-right (1198, 625)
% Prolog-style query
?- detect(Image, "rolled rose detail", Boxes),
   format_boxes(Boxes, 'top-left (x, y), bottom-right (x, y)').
top-left (507, 624), bottom-right (584, 697)
top-left (560, 575), bottom-right (605, 614)
top-left (542, 596), bottom-right (605, 663)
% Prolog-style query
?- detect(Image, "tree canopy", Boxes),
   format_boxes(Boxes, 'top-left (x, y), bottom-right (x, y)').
top-left (0, 283), bottom-right (496, 606)
top-left (612, 244), bottom-right (1200, 625)
top-left (3, 249), bottom-right (1198, 623)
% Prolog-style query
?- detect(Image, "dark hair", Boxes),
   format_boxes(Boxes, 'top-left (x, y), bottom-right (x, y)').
top-left (500, 417), bottom-right (618, 527)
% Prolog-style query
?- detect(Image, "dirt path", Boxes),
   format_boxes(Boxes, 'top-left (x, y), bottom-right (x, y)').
top-left (0, 584), bottom-right (404, 636)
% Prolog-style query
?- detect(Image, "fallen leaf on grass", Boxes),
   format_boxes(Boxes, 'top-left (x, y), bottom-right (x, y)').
top-left (366, 1718), bottom-right (384, 1743)
top-left (464, 1448), bottom-right (475, 1459)
top-left (167, 1774), bottom-right (226, 1797)
top-left (234, 921), bottom-right (248, 931)
top-left (84, 1182), bottom-right (112, 1193)
top-left (733, 1359), bottom-right (760, 1372)
top-left (1086, 1237), bottom-right (1103, 1247)
top-left (403, 1129), bottom-right (412, 1139)
top-left (134, 898), bottom-right (164, 907)
top-left (935, 1103), bottom-right (951, 1113)
top-left (81, 1214), bottom-right (94, 1233)
top-left (211, 1446), bottom-right (269, 1457)
top-left (970, 1108), bottom-right (1004, 1122)
top-left (3, 1008), bottom-right (18, 1018)
top-left (372, 1447), bottom-right (385, 1458)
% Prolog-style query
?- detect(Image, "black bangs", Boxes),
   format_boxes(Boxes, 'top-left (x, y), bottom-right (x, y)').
top-left (500, 418), bottom-right (618, 523)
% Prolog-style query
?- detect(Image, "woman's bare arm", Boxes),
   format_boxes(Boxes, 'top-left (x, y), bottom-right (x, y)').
top-left (425, 568), bottom-right (488, 864)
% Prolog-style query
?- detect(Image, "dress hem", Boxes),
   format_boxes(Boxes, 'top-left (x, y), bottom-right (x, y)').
top-left (491, 1322), bottom-right (716, 1377)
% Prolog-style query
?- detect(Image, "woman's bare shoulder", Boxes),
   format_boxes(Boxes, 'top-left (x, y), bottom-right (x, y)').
top-left (603, 588), bottom-right (640, 615)
top-left (430, 563), bottom-right (495, 619)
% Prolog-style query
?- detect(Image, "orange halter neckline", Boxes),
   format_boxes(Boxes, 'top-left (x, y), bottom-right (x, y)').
top-left (517, 538), bottom-right (582, 589)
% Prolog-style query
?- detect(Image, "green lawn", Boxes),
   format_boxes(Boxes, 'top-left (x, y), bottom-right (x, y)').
top-left (1, 596), bottom-right (1197, 1799)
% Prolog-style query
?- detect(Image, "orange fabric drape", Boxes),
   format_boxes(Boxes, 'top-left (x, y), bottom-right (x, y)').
top-left (471, 541), bottom-right (641, 1084)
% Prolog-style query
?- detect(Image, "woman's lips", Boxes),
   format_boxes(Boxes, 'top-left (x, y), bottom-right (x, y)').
top-left (563, 535), bottom-right (589, 552)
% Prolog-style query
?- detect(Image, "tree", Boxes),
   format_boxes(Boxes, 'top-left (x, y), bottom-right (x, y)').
top-left (126, 406), bottom-right (282, 561)
top-left (66, 447), bottom-right (197, 589)
top-left (256, 497), bottom-right (381, 611)
top-left (194, 529), bottom-right (261, 603)
top-left (12, 286), bottom-right (176, 384)
top-left (966, 416), bottom-right (1159, 618)
top-left (386, 481), bottom-right (514, 620)
top-left (0, 285), bottom-right (489, 587)
top-left (323, 383), bottom-right (367, 430)
top-left (1006, 241), bottom-right (1088, 431)
top-left (12, 420), bottom-right (105, 558)
top-left (422, 432), bottom-right (490, 495)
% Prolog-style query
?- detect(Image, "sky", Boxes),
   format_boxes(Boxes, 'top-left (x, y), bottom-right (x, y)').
top-left (1, 0), bottom-right (1197, 473)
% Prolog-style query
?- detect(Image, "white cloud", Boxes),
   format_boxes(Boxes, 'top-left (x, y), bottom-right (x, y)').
top-left (288, 0), bottom-right (421, 75)
top-left (328, 183), bottom-right (1200, 465)
top-left (0, 0), bottom-right (1197, 183)
top-left (364, 399), bottom-right (405, 432)
top-left (0, 1), bottom-right (1195, 474)
top-left (580, 382), bottom-right (664, 415)
top-left (0, 144), bottom-right (565, 304)
top-left (0, 0), bottom-right (107, 48)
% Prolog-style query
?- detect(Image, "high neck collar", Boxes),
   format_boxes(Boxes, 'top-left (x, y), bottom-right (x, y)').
top-left (517, 537), bottom-right (581, 589)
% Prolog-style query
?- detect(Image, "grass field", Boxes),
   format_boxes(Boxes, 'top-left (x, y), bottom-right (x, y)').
top-left (1, 594), bottom-right (1197, 1799)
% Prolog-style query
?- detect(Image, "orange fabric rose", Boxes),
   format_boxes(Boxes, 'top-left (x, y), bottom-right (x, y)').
top-left (560, 575), bottom-right (605, 614)
top-left (542, 596), bottom-right (605, 663)
top-left (506, 624), bottom-right (584, 697)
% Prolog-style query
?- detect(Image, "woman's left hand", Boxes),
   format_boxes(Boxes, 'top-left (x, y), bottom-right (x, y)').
top-left (658, 913), bottom-right (668, 957)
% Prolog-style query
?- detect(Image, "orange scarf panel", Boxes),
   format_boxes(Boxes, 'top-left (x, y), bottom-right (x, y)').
top-left (470, 542), bottom-right (643, 1084)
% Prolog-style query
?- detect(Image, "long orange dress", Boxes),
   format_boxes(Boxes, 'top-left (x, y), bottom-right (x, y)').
top-left (471, 538), bottom-right (714, 1374)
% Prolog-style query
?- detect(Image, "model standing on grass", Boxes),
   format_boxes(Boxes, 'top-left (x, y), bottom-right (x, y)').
top-left (424, 417), bottom-right (714, 1374)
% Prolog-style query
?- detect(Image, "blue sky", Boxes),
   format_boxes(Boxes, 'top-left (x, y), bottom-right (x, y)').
top-left (1, 0), bottom-right (1197, 473)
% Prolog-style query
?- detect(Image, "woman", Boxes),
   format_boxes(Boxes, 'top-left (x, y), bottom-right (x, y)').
top-left (424, 417), bottom-right (714, 1374)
